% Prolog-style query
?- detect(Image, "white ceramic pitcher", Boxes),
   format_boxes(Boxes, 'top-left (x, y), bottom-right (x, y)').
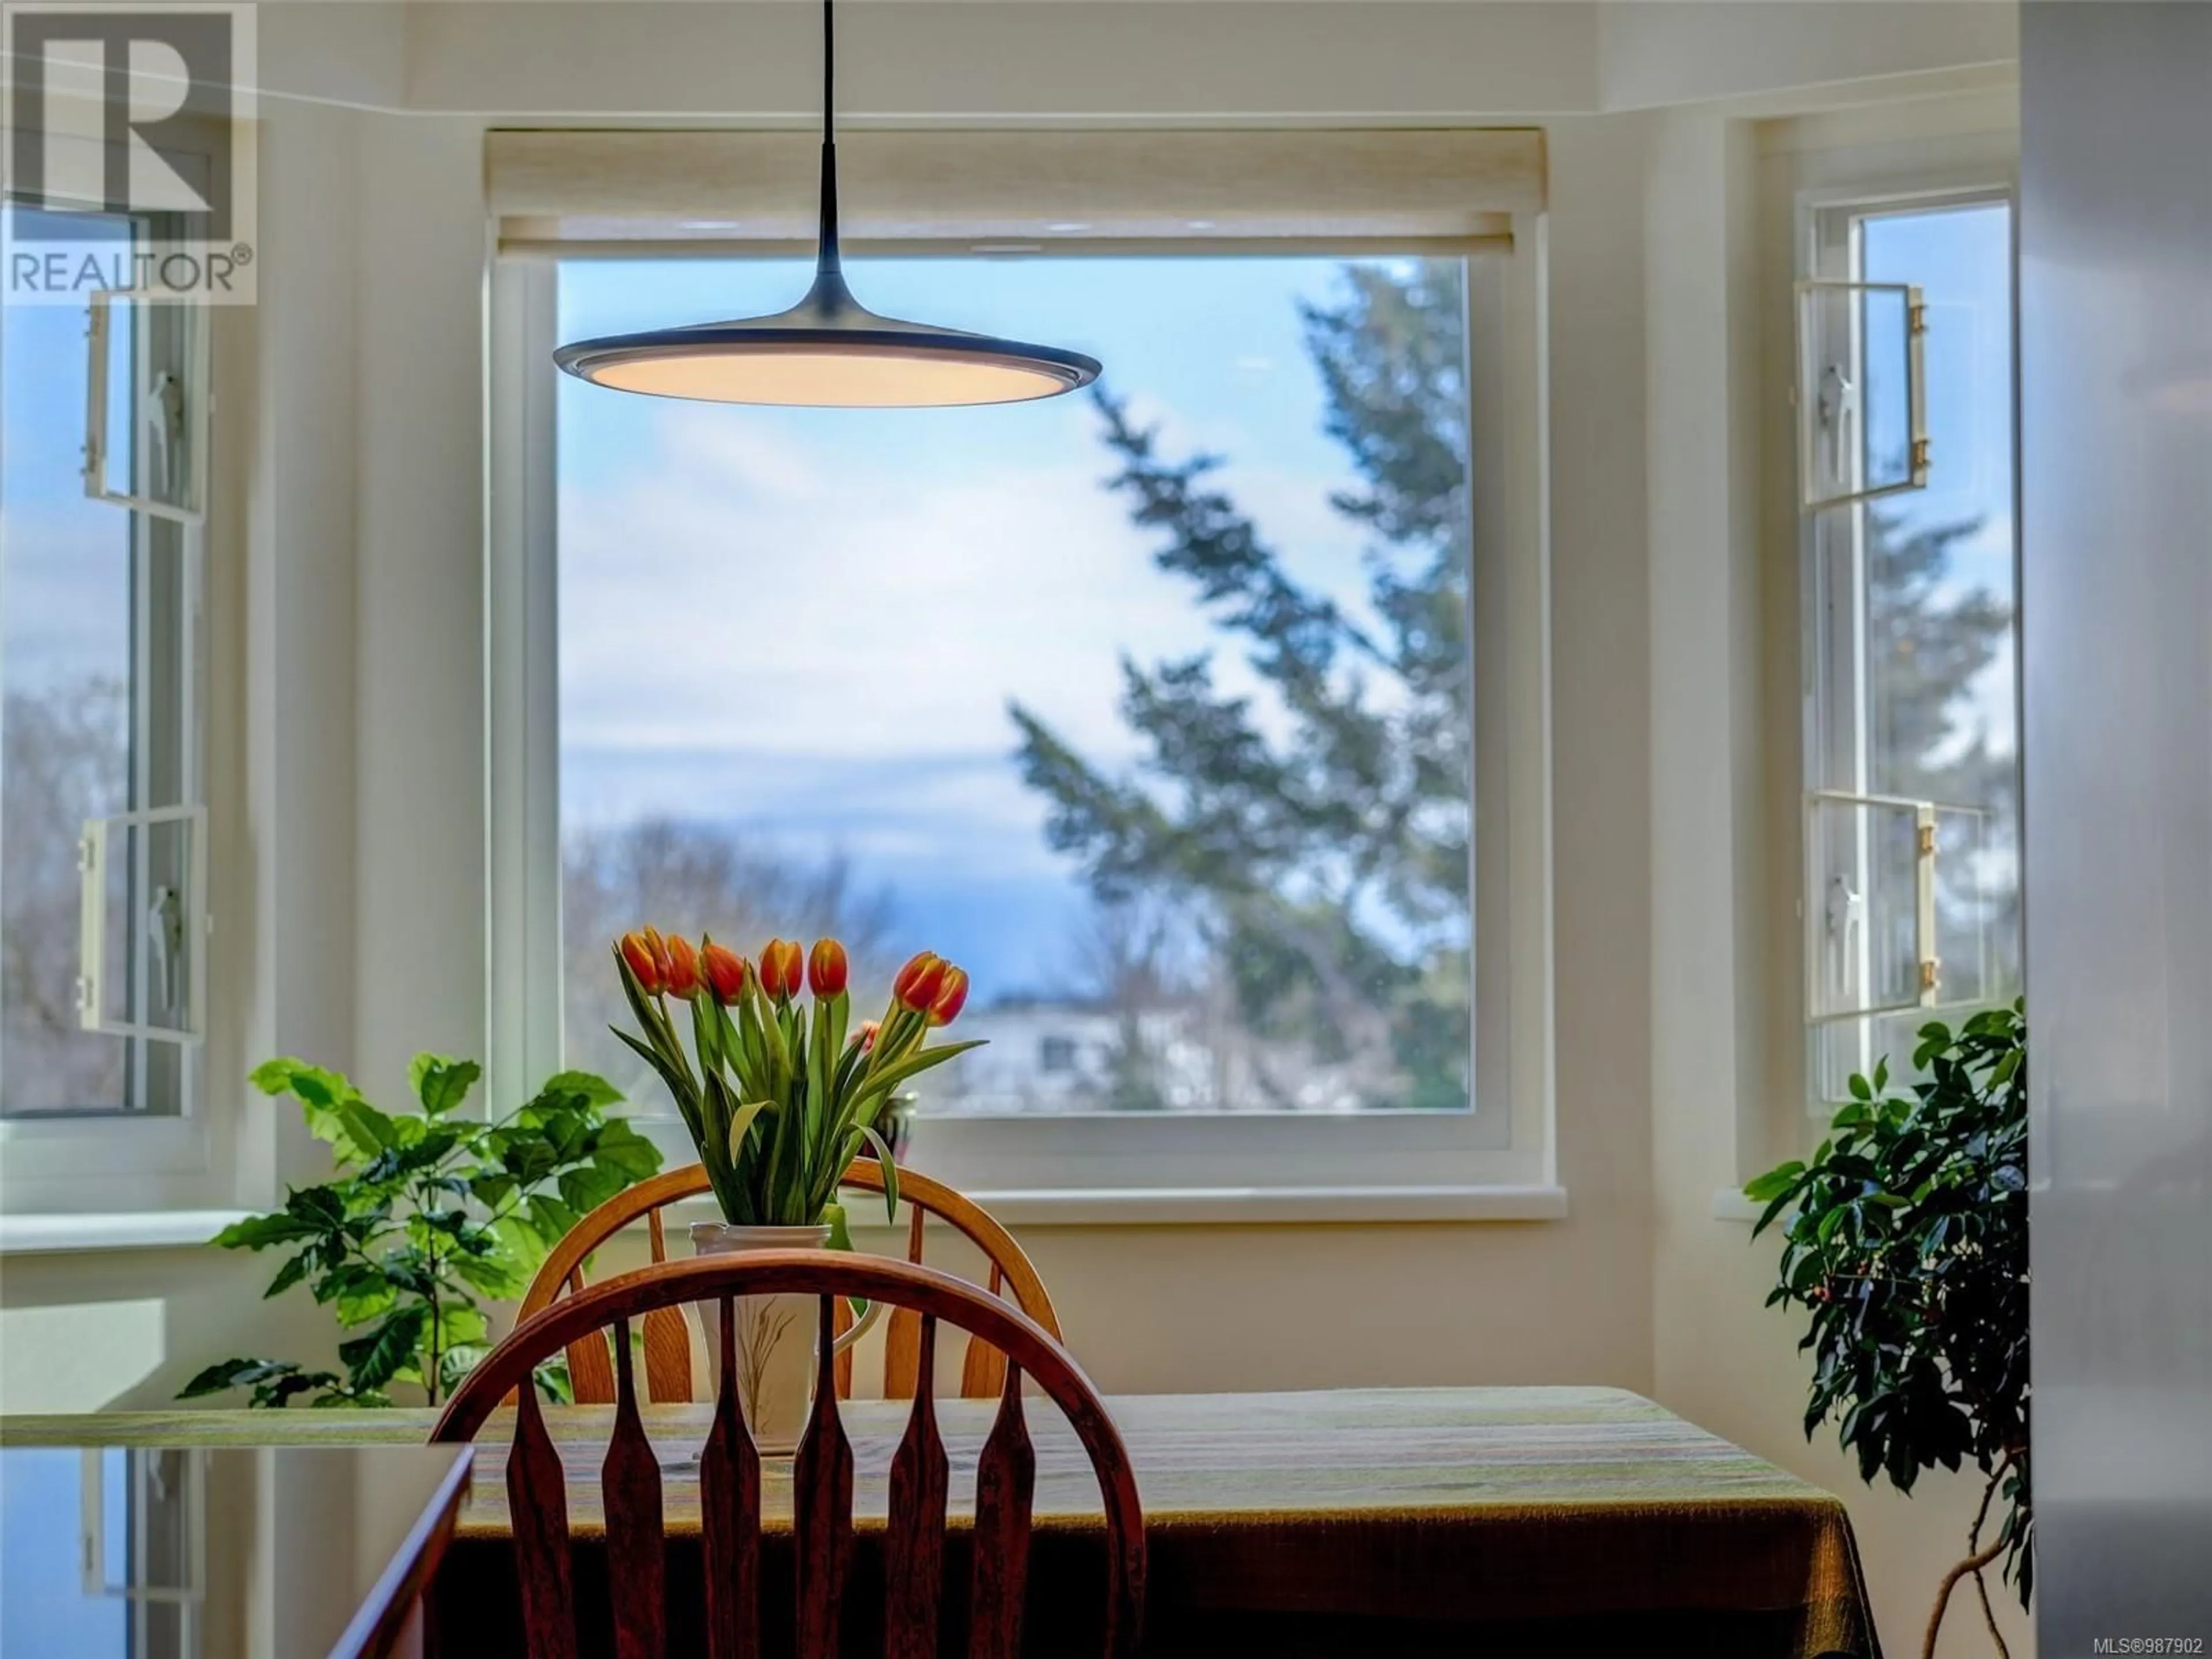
top-left (689, 1222), bottom-right (884, 1453)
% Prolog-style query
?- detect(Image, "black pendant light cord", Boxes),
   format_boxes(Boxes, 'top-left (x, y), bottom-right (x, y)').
top-left (550, 0), bottom-right (1100, 399)
top-left (816, 0), bottom-right (843, 283)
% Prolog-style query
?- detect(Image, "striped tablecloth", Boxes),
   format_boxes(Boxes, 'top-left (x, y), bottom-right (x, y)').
top-left (3, 1387), bottom-right (1879, 1657)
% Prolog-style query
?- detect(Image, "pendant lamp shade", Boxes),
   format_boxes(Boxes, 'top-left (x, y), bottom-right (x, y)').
top-left (552, 0), bottom-right (1101, 407)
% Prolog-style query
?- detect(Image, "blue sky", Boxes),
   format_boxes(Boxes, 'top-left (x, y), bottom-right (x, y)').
top-left (555, 255), bottom-right (1406, 994)
top-left (1861, 201), bottom-right (2018, 771)
top-left (1, 209), bottom-right (135, 700)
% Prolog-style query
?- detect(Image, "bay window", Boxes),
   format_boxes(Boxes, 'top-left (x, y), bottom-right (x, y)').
top-left (488, 131), bottom-right (1556, 1215)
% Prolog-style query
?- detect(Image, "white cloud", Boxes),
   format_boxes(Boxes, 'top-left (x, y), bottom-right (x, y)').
top-left (556, 401), bottom-right (1376, 778)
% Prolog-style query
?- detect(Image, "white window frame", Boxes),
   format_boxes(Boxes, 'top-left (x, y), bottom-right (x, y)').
top-left (1778, 125), bottom-right (2021, 1126)
top-left (488, 210), bottom-right (1560, 1224)
top-left (0, 207), bottom-right (225, 1211)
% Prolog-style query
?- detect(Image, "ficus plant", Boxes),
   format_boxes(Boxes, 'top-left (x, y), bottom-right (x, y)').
top-left (1747, 1002), bottom-right (2030, 1659)
top-left (612, 929), bottom-right (982, 1233)
top-left (180, 1055), bottom-right (662, 1408)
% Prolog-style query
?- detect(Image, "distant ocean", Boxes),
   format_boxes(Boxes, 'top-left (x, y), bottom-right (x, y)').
top-left (560, 743), bottom-right (1096, 999)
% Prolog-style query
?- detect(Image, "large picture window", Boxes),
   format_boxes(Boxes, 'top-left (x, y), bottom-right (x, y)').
top-left (554, 253), bottom-right (1477, 1121)
top-left (490, 133), bottom-right (1554, 1211)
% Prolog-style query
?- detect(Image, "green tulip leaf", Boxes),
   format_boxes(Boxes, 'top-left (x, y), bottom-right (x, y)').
top-left (853, 1124), bottom-right (900, 1222)
top-left (727, 1099), bottom-right (775, 1163)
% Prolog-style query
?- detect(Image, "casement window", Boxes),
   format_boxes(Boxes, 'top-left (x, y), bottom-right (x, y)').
top-left (1794, 178), bottom-right (2021, 1108)
top-left (0, 200), bottom-right (213, 1192)
top-left (488, 131), bottom-right (1559, 1218)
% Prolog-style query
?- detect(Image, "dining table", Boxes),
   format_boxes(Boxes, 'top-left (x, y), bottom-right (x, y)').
top-left (3, 1385), bottom-right (1880, 1658)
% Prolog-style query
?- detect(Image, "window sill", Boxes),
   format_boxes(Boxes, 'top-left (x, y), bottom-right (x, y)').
top-left (1710, 1188), bottom-right (1763, 1224)
top-left (667, 1183), bottom-right (1569, 1230)
top-left (0, 1209), bottom-right (247, 1257)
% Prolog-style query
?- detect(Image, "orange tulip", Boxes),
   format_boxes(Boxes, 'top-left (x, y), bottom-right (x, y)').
top-left (759, 937), bottom-right (804, 1002)
top-left (808, 937), bottom-right (849, 999)
top-left (619, 931), bottom-right (664, 995)
top-left (701, 942), bottom-right (748, 1005)
top-left (892, 951), bottom-right (947, 1013)
top-left (664, 934), bottom-right (700, 999)
top-left (926, 964), bottom-right (970, 1027)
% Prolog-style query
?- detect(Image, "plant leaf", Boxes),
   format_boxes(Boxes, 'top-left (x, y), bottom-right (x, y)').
top-left (409, 1054), bottom-right (482, 1117)
top-left (213, 1211), bottom-right (323, 1251)
top-left (849, 1038), bottom-right (988, 1107)
top-left (262, 1254), bottom-right (312, 1299)
top-left (590, 1118), bottom-right (662, 1179)
top-left (178, 1357), bottom-right (304, 1399)
top-left (853, 1124), bottom-right (900, 1222)
top-left (726, 1099), bottom-right (775, 1164)
top-left (338, 1305), bottom-right (431, 1392)
top-left (535, 1069), bottom-right (624, 1109)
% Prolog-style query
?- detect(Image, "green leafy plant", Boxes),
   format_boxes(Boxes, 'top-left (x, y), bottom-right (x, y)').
top-left (611, 930), bottom-right (982, 1230)
top-left (1747, 1002), bottom-right (2030, 1658)
top-left (180, 1055), bottom-right (662, 1408)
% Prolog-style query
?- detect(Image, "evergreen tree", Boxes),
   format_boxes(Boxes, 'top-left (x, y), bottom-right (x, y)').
top-left (1863, 513), bottom-right (2011, 810)
top-left (1014, 258), bottom-right (2013, 1106)
top-left (1862, 510), bottom-right (2018, 988)
top-left (1010, 259), bottom-right (1474, 1109)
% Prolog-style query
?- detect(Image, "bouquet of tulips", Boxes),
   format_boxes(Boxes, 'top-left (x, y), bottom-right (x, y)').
top-left (611, 930), bottom-right (979, 1229)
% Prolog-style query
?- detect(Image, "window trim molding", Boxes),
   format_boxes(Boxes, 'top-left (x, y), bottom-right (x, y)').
top-left (486, 183), bottom-right (1559, 1219)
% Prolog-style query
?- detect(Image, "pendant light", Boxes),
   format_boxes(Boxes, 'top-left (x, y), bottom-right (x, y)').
top-left (553, 0), bottom-right (1101, 408)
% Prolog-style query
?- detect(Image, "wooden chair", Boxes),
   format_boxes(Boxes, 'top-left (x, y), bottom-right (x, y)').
top-left (518, 1160), bottom-right (1058, 1408)
top-left (434, 1251), bottom-right (1145, 1659)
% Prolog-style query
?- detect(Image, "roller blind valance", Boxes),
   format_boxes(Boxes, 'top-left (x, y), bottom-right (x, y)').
top-left (487, 127), bottom-right (1543, 257)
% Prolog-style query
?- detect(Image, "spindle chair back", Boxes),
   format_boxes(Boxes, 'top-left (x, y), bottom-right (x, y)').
top-left (435, 1251), bottom-right (1143, 1659)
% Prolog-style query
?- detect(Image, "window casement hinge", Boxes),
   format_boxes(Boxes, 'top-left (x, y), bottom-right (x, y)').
top-left (1920, 959), bottom-right (1941, 994)
top-left (1908, 299), bottom-right (1930, 336)
top-left (1917, 820), bottom-right (1938, 858)
top-left (1911, 435), bottom-right (1933, 476)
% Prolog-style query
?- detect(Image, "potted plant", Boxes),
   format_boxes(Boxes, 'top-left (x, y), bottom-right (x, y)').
top-left (182, 1056), bottom-right (660, 1407)
top-left (1745, 1003), bottom-right (2030, 1658)
top-left (610, 929), bottom-right (980, 1444)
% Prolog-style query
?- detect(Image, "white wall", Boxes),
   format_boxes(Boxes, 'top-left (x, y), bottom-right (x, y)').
top-left (407, 0), bottom-right (1601, 118)
top-left (0, 6), bottom-right (2033, 1652)
top-left (1599, 1), bottom-right (2016, 113)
